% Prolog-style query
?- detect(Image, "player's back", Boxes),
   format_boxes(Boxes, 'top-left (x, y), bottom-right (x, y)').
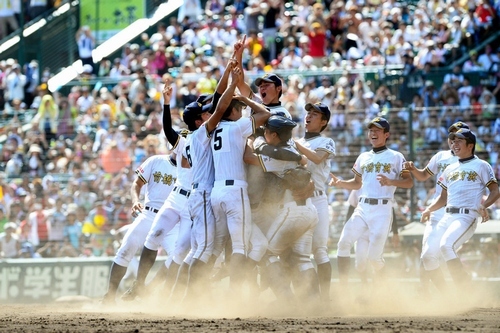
top-left (186, 125), bottom-right (215, 187)
top-left (211, 119), bottom-right (254, 182)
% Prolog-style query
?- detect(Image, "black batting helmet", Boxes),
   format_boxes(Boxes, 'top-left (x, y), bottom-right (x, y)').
top-left (183, 101), bottom-right (213, 131)
top-left (265, 115), bottom-right (297, 142)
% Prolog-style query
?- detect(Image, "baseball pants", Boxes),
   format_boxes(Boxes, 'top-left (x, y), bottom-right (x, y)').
top-left (311, 193), bottom-right (331, 265)
top-left (420, 207), bottom-right (446, 271)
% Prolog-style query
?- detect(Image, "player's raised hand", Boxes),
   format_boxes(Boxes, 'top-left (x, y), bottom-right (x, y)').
top-left (226, 57), bottom-right (238, 70)
top-left (478, 204), bottom-right (490, 223)
top-left (329, 172), bottom-right (341, 187)
top-left (233, 34), bottom-right (247, 58)
top-left (162, 85), bottom-right (173, 105)
top-left (231, 66), bottom-right (242, 82)
top-left (403, 161), bottom-right (415, 171)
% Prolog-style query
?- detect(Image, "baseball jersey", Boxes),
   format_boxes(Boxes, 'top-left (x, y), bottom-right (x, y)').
top-left (437, 156), bottom-right (497, 211)
top-left (183, 123), bottom-right (215, 187)
top-left (259, 149), bottom-right (300, 204)
top-left (424, 150), bottom-right (458, 199)
top-left (352, 147), bottom-right (407, 199)
top-left (135, 155), bottom-right (177, 209)
top-left (212, 118), bottom-right (255, 181)
top-left (171, 135), bottom-right (193, 189)
top-left (296, 135), bottom-right (336, 192)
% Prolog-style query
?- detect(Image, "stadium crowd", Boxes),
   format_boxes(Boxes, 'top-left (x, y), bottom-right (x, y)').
top-left (0, 0), bottom-right (500, 280)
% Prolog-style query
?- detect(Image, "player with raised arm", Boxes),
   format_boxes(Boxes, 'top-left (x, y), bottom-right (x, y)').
top-left (210, 86), bottom-right (271, 303)
top-left (121, 85), bottom-right (204, 301)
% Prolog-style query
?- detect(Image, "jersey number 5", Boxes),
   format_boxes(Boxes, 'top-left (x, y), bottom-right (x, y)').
top-left (213, 128), bottom-right (223, 151)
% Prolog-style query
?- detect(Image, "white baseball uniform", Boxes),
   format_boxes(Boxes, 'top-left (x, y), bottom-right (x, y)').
top-left (296, 134), bottom-right (336, 265)
top-left (337, 147), bottom-right (407, 271)
top-left (211, 118), bottom-right (255, 256)
top-left (420, 150), bottom-right (458, 270)
top-left (259, 153), bottom-right (318, 272)
top-left (114, 155), bottom-right (179, 267)
top-left (182, 123), bottom-right (219, 264)
top-left (144, 136), bottom-right (192, 266)
top-left (428, 156), bottom-right (497, 268)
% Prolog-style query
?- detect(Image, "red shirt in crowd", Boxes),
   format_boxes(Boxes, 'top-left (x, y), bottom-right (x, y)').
top-left (308, 31), bottom-right (326, 58)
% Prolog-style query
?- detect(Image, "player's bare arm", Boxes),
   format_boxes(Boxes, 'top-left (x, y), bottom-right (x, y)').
top-left (329, 172), bottom-right (362, 190)
top-left (377, 170), bottom-right (413, 188)
top-left (234, 35), bottom-right (253, 98)
top-left (294, 140), bottom-right (329, 164)
top-left (243, 143), bottom-right (260, 166)
top-left (206, 65), bottom-right (241, 133)
top-left (130, 177), bottom-right (146, 215)
top-left (478, 183), bottom-right (500, 223)
top-left (214, 58), bottom-right (237, 97)
top-left (421, 190), bottom-right (448, 222)
top-left (403, 161), bottom-right (432, 182)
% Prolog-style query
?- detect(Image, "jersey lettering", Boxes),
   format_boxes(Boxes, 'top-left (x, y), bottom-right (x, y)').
top-left (213, 128), bottom-right (223, 151)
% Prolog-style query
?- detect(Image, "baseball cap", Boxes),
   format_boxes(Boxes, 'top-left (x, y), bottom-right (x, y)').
top-left (196, 94), bottom-right (213, 105)
top-left (367, 117), bottom-right (390, 131)
top-left (305, 102), bottom-right (331, 123)
top-left (448, 128), bottom-right (476, 145)
top-left (265, 115), bottom-right (297, 140)
top-left (254, 73), bottom-right (282, 87)
top-left (448, 121), bottom-right (470, 133)
top-left (4, 222), bottom-right (17, 231)
top-left (183, 101), bottom-right (213, 130)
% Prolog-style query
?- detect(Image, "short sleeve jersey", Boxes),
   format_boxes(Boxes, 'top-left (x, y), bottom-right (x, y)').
top-left (438, 157), bottom-right (497, 211)
top-left (352, 148), bottom-right (408, 199)
top-left (211, 117), bottom-right (255, 182)
top-left (296, 135), bottom-right (336, 192)
top-left (171, 135), bottom-right (192, 189)
top-left (184, 123), bottom-right (215, 186)
top-left (135, 155), bottom-right (177, 209)
top-left (424, 150), bottom-right (458, 199)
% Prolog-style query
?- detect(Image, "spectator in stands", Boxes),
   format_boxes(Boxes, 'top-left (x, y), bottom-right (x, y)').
top-left (0, 222), bottom-right (20, 258)
top-left (5, 64), bottom-right (26, 106)
top-left (478, 44), bottom-right (500, 72)
top-left (0, 0), bottom-right (19, 40)
top-left (463, 50), bottom-right (485, 72)
top-left (32, 94), bottom-right (58, 143)
top-left (75, 26), bottom-right (95, 70)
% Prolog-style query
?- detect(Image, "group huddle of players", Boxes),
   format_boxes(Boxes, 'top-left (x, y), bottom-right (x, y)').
top-left (101, 35), bottom-right (500, 312)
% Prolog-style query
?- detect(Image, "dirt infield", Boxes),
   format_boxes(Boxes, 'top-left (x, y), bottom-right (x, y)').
top-left (2, 290), bottom-right (500, 333)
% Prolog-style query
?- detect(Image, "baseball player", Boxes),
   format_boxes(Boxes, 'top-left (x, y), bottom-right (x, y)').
top-left (121, 85), bottom-right (202, 301)
top-left (178, 62), bottom-right (243, 303)
top-left (294, 102), bottom-right (336, 302)
top-left (244, 115), bottom-right (319, 306)
top-left (210, 90), bottom-right (271, 300)
top-left (404, 121), bottom-right (470, 294)
top-left (101, 153), bottom-right (178, 304)
top-left (329, 117), bottom-right (413, 293)
top-left (421, 129), bottom-right (499, 290)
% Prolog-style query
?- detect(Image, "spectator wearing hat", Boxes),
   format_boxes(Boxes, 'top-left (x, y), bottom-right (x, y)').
top-left (27, 144), bottom-right (45, 177)
top-left (463, 50), bottom-right (484, 72)
top-left (303, 21), bottom-right (327, 67)
top-left (32, 94), bottom-right (59, 143)
top-left (0, 222), bottom-right (20, 258)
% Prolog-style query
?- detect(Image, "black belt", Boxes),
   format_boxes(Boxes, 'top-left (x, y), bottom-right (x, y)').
top-left (313, 190), bottom-right (324, 197)
top-left (225, 180), bottom-right (234, 186)
top-left (359, 198), bottom-right (389, 205)
top-left (173, 186), bottom-right (190, 197)
top-left (446, 207), bottom-right (470, 214)
top-left (145, 206), bottom-right (159, 213)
